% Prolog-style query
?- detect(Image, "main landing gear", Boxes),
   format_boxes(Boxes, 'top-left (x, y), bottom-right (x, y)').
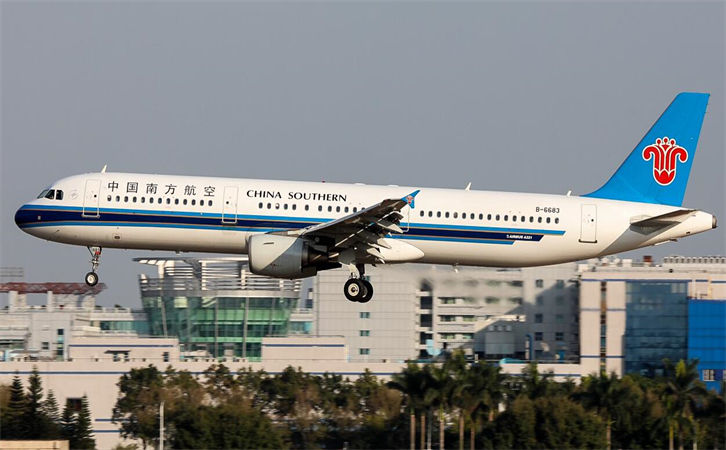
top-left (85, 246), bottom-right (102, 287)
top-left (344, 264), bottom-right (374, 303)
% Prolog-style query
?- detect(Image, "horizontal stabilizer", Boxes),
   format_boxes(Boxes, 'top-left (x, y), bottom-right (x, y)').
top-left (630, 209), bottom-right (696, 228)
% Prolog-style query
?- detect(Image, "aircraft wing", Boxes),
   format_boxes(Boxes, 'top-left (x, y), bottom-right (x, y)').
top-left (284, 190), bottom-right (420, 261)
top-left (630, 209), bottom-right (696, 229)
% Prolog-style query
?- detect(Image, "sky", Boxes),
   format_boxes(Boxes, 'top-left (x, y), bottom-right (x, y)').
top-left (1, 1), bottom-right (724, 307)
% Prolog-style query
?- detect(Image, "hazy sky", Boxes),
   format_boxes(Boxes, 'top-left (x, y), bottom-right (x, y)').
top-left (1, 2), bottom-right (724, 307)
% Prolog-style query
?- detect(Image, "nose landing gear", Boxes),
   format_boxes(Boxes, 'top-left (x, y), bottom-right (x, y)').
top-left (343, 264), bottom-right (374, 303)
top-left (85, 246), bottom-right (102, 287)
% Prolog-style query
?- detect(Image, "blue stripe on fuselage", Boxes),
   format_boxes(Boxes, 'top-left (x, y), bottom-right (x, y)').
top-left (15, 205), bottom-right (564, 244)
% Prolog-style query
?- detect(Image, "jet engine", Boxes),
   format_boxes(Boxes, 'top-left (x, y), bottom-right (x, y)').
top-left (247, 234), bottom-right (335, 279)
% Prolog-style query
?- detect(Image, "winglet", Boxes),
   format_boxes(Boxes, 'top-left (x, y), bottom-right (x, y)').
top-left (401, 190), bottom-right (420, 209)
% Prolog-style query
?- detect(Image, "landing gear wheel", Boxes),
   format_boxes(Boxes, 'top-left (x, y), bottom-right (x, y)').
top-left (359, 280), bottom-right (374, 303)
top-left (344, 279), bottom-right (365, 302)
top-left (85, 272), bottom-right (99, 287)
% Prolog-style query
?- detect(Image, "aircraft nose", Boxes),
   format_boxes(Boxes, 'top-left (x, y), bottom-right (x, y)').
top-left (15, 204), bottom-right (32, 230)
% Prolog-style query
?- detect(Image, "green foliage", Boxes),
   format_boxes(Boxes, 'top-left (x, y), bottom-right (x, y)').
top-left (1, 374), bottom-right (27, 439)
top-left (24, 366), bottom-right (56, 438)
top-left (108, 359), bottom-right (724, 450)
top-left (73, 394), bottom-right (96, 449)
top-left (42, 389), bottom-right (62, 437)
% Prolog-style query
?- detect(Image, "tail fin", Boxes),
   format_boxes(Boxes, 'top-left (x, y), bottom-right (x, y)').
top-left (583, 92), bottom-right (709, 206)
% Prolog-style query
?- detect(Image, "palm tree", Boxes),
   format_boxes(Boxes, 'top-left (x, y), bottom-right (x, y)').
top-left (454, 362), bottom-right (508, 450)
top-left (388, 363), bottom-right (429, 450)
top-left (520, 361), bottom-right (554, 400)
top-left (425, 362), bottom-right (457, 450)
top-left (660, 359), bottom-right (708, 450)
top-left (574, 371), bottom-right (626, 450)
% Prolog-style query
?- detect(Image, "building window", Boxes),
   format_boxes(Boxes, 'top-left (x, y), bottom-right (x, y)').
top-left (485, 296), bottom-right (500, 304)
top-left (556, 296), bottom-right (565, 306)
top-left (66, 398), bottom-right (83, 413)
top-left (535, 314), bottom-right (543, 324)
top-left (510, 280), bottom-right (523, 287)
top-left (440, 298), bottom-right (456, 305)
top-left (703, 369), bottom-right (715, 382)
top-left (556, 314), bottom-right (564, 323)
top-left (509, 297), bottom-right (523, 305)
top-left (555, 280), bottom-right (565, 288)
top-left (163, 352), bottom-right (170, 362)
top-left (461, 333), bottom-right (473, 340)
top-left (440, 333), bottom-right (456, 340)
top-left (536, 296), bottom-right (544, 306)
top-left (462, 316), bottom-right (475, 322)
top-left (42, 342), bottom-right (49, 350)
top-left (360, 312), bottom-right (370, 319)
top-left (535, 279), bottom-right (544, 288)
top-left (360, 330), bottom-right (370, 337)
top-left (535, 332), bottom-right (543, 341)
top-left (440, 315), bottom-right (456, 322)
top-left (556, 332), bottom-right (564, 342)
top-left (359, 348), bottom-right (370, 355)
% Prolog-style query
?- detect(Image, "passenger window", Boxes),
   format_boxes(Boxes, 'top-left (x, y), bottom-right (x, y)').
top-left (107, 195), bottom-right (112, 202)
top-left (344, 206), bottom-right (349, 213)
top-left (141, 197), bottom-right (146, 203)
top-left (546, 217), bottom-right (551, 224)
top-left (116, 196), bottom-right (121, 202)
top-left (555, 218), bottom-right (559, 224)
top-left (538, 217), bottom-right (542, 223)
top-left (496, 215), bottom-right (500, 221)
top-left (453, 212), bottom-right (458, 219)
top-left (353, 207), bottom-right (358, 213)
top-left (275, 203), bottom-right (280, 210)
top-left (124, 196), bottom-right (129, 202)
top-left (45, 190), bottom-right (55, 200)
top-left (166, 198), bottom-right (171, 204)
top-left (529, 216), bottom-right (534, 223)
top-left (521, 216), bottom-right (525, 222)
top-left (504, 215), bottom-right (508, 221)
top-left (267, 203), bottom-right (272, 209)
top-left (328, 206), bottom-right (332, 212)
top-left (437, 212), bottom-right (441, 218)
top-left (183, 199), bottom-right (188, 205)
top-left (292, 204), bottom-right (296, 211)
top-left (133, 197), bottom-right (137, 203)
top-left (487, 214), bottom-right (492, 220)
top-left (174, 199), bottom-right (179, 205)
top-left (420, 211), bottom-right (424, 217)
top-left (305, 205), bottom-right (309, 211)
top-left (445, 212), bottom-right (450, 218)
top-left (158, 198), bottom-right (163, 204)
top-left (149, 197), bottom-right (154, 204)
top-left (318, 205), bottom-right (323, 212)
top-left (208, 200), bottom-right (213, 207)
top-left (471, 213), bottom-right (475, 220)
top-left (200, 200), bottom-right (205, 206)
top-left (192, 199), bottom-right (196, 206)
top-left (55, 190), bottom-right (64, 200)
top-left (258, 202), bottom-right (263, 209)
top-left (336, 206), bottom-right (340, 213)
top-left (284, 204), bottom-right (288, 210)
top-left (512, 216), bottom-right (517, 222)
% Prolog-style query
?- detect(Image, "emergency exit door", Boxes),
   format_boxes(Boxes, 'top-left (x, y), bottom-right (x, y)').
top-left (579, 204), bottom-right (597, 243)
top-left (82, 179), bottom-right (101, 218)
top-left (222, 186), bottom-right (238, 224)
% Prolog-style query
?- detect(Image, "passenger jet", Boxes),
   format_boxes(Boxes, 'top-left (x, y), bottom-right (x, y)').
top-left (15, 93), bottom-right (717, 302)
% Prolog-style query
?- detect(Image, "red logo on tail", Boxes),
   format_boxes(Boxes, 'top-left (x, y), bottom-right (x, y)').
top-left (642, 137), bottom-right (688, 186)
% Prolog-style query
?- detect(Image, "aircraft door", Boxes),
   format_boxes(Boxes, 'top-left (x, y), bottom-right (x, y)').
top-left (579, 204), bottom-right (597, 243)
top-left (222, 186), bottom-right (239, 224)
top-left (82, 179), bottom-right (101, 218)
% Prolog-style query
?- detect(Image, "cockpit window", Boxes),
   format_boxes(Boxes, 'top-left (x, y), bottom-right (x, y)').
top-left (55, 190), bottom-right (64, 200)
top-left (37, 189), bottom-right (50, 199)
top-left (44, 190), bottom-right (56, 200)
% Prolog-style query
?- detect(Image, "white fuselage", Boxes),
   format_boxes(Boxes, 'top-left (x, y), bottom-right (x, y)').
top-left (15, 172), bottom-right (715, 268)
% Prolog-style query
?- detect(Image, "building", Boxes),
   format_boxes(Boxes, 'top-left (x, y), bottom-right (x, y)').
top-left (578, 255), bottom-right (726, 387)
top-left (315, 262), bottom-right (580, 363)
top-left (136, 257), bottom-right (312, 360)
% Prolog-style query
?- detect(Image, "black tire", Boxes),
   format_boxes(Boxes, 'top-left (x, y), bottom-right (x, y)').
top-left (359, 280), bottom-right (374, 303)
top-left (344, 279), bottom-right (364, 302)
top-left (85, 272), bottom-right (99, 287)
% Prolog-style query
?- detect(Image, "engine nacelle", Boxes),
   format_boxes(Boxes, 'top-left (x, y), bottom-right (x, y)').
top-left (248, 234), bottom-right (325, 279)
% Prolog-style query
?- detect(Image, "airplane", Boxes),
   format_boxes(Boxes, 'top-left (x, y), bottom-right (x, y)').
top-left (15, 93), bottom-right (717, 303)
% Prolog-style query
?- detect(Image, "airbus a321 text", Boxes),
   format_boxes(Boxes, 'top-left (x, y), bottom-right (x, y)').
top-left (15, 93), bottom-right (717, 303)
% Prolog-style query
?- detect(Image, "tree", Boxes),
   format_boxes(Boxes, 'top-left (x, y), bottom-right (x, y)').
top-left (112, 365), bottom-right (164, 449)
top-left (2, 375), bottom-right (27, 439)
top-left (574, 371), bottom-right (626, 450)
top-left (24, 366), bottom-right (55, 439)
top-left (660, 359), bottom-right (708, 450)
top-left (60, 399), bottom-right (77, 443)
top-left (388, 363), bottom-right (430, 450)
top-left (520, 362), bottom-right (556, 400)
top-left (42, 389), bottom-right (62, 437)
top-left (73, 394), bottom-right (96, 449)
top-left (455, 361), bottom-right (508, 450)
